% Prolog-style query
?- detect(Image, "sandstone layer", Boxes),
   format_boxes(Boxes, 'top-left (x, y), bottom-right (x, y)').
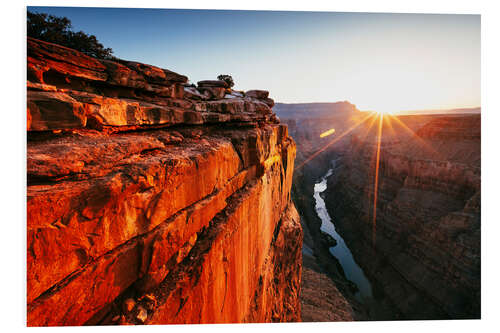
top-left (27, 37), bottom-right (301, 326)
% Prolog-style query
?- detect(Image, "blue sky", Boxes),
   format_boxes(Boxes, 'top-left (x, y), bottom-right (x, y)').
top-left (27, 7), bottom-right (480, 112)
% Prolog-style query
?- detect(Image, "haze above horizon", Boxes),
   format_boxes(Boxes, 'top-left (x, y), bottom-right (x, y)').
top-left (28, 7), bottom-right (480, 113)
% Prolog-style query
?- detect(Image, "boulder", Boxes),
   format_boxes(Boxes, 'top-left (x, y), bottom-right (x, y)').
top-left (197, 80), bottom-right (228, 88)
top-left (246, 90), bottom-right (269, 99)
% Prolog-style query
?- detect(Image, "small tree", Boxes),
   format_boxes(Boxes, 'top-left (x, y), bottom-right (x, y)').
top-left (217, 75), bottom-right (234, 88)
top-left (27, 11), bottom-right (114, 59)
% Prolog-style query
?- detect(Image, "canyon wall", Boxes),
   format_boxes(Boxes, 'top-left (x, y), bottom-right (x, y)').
top-left (324, 114), bottom-right (480, 319)
top-left (27, 37), bottom-right (302, 326)
top-left (274, 102), bottom-right (360, 119)
top-left (282, 114), bottom-right (369, 321)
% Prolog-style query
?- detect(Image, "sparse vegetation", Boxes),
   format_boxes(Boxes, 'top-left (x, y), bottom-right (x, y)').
top-left (27, 10), bottom-right (114, 59)
top-left (217, 74), bottom-right (234, 88)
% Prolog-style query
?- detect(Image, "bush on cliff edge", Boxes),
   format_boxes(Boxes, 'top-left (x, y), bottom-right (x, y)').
top-left (27, 11), bottom-right (114, 60)
top-left (217, 75), bottom-right (235, 88)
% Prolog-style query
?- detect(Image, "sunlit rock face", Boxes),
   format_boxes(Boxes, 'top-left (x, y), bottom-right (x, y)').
top-left (27, 37), bottom-right (301, 326)
top-left (324, 114), bottom-right (480, 319)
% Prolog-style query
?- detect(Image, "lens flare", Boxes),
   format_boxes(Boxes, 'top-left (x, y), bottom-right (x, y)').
top-left (319, 128), bottom-right (336, 138)
top-left (296, 113), bottom-right (375, 170)
top-left (299, 110), bottom-right (447, 250)
top-left (372, 113), bottom-right (383, 248)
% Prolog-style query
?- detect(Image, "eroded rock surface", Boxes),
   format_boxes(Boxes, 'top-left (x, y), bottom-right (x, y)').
top-left (27, 38), bottom-right (301, 326)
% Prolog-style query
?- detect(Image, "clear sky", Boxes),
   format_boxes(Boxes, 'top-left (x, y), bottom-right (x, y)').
top-left (28, 7), bottom-right (480, 112)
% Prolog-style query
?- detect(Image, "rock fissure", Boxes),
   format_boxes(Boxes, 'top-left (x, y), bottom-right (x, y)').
top-left (27, 37), bottom-right (301, 326)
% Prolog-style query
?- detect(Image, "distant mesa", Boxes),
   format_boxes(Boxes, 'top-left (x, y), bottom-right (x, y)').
top-left (274, 101), bottom-right (360, 119)
top-left (395, 107), bottom-right (481, 115)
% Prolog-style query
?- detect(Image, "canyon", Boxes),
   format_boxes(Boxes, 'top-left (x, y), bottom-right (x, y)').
top-left (282, 107), bottom-right (480, 320)
top-left (26, 36), bottom-right (481, 326)
top-left (27, 37), bottom-right (301, 326)
top-left (324, 113), bottom-right (480, 319)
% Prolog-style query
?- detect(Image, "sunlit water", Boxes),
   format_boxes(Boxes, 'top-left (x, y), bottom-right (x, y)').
top-left (313, 164), bottom-right (373, 302)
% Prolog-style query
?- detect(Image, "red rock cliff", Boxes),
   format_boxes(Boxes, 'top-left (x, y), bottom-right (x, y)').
top-left (26, 37), bottom-right (302, 326)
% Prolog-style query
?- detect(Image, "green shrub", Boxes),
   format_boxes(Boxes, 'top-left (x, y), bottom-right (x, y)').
top-left (27, 10), bottom-right (114, 60)
top-left (217, 75), bottom-right (235, 88)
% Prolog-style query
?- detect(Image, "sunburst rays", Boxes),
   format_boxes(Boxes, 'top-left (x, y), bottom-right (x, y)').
top-left (389, 115), bottom-right (444, 159)
top-left (296, 112), bottom-right (375, 170)
top-left (297, 110), bottom-right (442, 249)
top-left (371, 113), bottom-right (383, 247)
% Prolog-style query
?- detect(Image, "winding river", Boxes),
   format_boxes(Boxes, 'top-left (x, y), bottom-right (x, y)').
top-left (313, 163), bottom-right (373, 302)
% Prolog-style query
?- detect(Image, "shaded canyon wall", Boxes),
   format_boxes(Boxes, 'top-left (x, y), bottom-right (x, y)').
top-left (282, 114), bottom-right (368, 321)
top-left (324, 114), bottom-right (480, 319)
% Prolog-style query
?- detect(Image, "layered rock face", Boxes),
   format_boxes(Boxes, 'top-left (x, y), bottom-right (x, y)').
top-left (27, 38), bottom-right (301, 326)
top-left (324, 114), bottom-right (480, 319)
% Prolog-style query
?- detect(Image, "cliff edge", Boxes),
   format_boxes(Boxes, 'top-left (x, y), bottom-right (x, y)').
top-left (27, 37), bottom-right (302, 326)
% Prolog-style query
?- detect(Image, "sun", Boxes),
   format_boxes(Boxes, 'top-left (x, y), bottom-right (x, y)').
top-left (374, 109), bottom-right (394, 115)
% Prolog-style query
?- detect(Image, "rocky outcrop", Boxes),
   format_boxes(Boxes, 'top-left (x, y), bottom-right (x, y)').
top-left (300, 254), bottom-right (356, 322)
top-left (324, 114), bottom-right (480, 319)
top-left (27, 37), bottom-right (301, 326)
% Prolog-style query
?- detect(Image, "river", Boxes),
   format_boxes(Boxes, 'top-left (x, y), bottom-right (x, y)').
top-left (313, 163), bottom-right (374, 302)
